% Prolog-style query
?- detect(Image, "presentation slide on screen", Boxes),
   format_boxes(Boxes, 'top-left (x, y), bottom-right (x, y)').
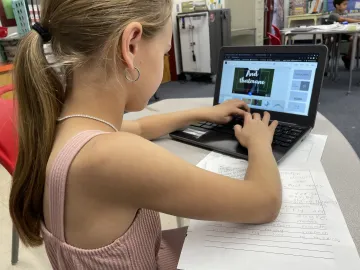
top-left (219, 60), bottom-right (317, 116)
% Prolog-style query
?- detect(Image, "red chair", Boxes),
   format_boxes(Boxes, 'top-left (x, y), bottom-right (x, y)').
top-left (0, 84), bottom-right (19, 265)
top-left (0, 85), bottom-right (17, 173)
top-left (272, 24), bottom-right (282, 41)
top-left (267, 32), bottom-right (281, 46)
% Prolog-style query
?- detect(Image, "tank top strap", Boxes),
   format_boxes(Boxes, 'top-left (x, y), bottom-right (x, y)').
top-left (47, 130), bottom-right (108, 241)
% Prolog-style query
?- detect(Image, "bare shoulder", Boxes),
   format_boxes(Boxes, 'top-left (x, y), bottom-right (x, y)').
top-left (72, 131), bottom-right (150, 177)
top-left (80, 131), bottom-right (185, 183)
top-left (82, 131), bottom-right (157, 166)
top-left (67, 131), bottom-right (154, 203)
top-left (71, 131), bottom-right (165, 185)
top-left (71, 130), bottom-right (198, 209)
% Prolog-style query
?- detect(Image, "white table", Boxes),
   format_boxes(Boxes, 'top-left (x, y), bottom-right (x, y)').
top-left (282, 27), bottom-right (360, 94)
top-left (125, 98), bottom-right (360, 253)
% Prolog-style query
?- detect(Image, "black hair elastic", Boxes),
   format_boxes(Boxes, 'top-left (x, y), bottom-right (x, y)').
top-left (32, 22), bottom-right (52, 43)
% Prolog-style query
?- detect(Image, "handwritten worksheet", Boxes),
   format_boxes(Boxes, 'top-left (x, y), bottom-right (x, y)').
top-left (178, 154), bottom-right (360, 270)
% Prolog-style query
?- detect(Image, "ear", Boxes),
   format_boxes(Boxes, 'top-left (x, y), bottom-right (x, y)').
top-left (121, 22), bottom-right (143, 70)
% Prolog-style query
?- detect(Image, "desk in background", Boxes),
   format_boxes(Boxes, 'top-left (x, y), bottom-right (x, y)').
top-left (125, 97), bottom-right (360, 252)
top-left (282, 26), bottom-right (360, 94)
top-left (287, 14), bottom-right (323, 41)
top-left (288, 14), bottom-right (323, 28)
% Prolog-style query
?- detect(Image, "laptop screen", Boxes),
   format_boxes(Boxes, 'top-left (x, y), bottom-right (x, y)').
top-left (218, 53), bottom-right (320, 116)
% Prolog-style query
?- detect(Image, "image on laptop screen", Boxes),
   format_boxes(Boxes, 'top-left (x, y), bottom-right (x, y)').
top-left (219, 53), bottom-right (320, 116)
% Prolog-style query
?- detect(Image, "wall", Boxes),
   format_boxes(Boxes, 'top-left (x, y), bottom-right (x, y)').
top-left (223, 0), bottom-right (264, 46)
top-left (231, 35), bottom-right (255, 46)
top-left (284, 0), bottom-right (290, 28)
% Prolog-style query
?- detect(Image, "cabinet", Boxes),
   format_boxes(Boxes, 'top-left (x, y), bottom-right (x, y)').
top-left (162, 55), bottom-right (171, 84)
top-left (177, 10), bottom-right (231, 75)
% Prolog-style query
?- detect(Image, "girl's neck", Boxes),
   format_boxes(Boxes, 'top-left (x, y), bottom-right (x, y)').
top-left (60, 69), bottom-right (126, 131)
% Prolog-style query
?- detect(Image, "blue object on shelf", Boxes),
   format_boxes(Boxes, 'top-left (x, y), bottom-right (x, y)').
top-left (12, 0), bottom-right (30, 37)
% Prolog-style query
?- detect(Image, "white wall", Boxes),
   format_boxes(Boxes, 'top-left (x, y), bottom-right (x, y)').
top-left (284, 0), bottom-right (290, 28)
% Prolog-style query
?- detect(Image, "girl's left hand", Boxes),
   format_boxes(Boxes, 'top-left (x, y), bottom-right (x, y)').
top-left (202, 99), bottom-right (250, 124)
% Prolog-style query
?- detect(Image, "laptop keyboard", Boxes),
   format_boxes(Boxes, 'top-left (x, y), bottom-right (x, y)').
top-left (190, 120), bottom-right (307, 148)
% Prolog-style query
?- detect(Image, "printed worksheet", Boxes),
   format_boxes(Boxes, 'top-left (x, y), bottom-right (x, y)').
top-left (178, 154), bottom-right (360, 270)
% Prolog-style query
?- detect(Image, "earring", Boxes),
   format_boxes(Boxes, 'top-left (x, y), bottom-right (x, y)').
top-left (125, 67), bottom-right (140, 82)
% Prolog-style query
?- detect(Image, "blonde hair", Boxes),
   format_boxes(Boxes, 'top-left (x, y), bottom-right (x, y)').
top-left (10, 0), bottom-right (172, 247)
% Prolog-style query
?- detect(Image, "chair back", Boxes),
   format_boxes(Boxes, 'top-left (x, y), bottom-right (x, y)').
top-left (321, 18), bottom-right (336, 25)
top-left (267, 32), bottom-right (281, 46)
top-left (272, 25), bottom-right (282, 40)
top-left (0, 84), bottom-right (17, 175)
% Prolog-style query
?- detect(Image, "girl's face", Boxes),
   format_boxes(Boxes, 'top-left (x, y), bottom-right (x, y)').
top-left (124, 19), bottom-right (173, 112)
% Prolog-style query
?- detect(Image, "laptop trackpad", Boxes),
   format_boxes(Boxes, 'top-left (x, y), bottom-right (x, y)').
top-left (197, 130), bottom-right (249, 158)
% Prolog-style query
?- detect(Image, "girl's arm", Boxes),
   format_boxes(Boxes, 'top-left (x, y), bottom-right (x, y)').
top-left (85, 112), bottom-right (281, 224)
top-left (121, 99), bottom-right (249, 140)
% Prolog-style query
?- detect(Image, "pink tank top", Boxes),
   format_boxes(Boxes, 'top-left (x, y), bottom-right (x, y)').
top-left (41, 131), bottom-right (178, 269)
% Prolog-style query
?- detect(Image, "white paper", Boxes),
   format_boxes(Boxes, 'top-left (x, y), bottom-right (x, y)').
top-left (197, 152), bottom-right (247, 179)
top-left (178, 156), bottom-right (360, 270)
top-left (312, 24), bottom-right (343, 31)
top-left (355, 2), bottom-right (360, 9)
top-left (280, 134), bottom-right (327, 168)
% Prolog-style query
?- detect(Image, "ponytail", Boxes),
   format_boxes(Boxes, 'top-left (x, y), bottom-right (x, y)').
top-left (9, 31), bottom-right (64, 246)
top-left (9, 0), bottom-right (173, 247)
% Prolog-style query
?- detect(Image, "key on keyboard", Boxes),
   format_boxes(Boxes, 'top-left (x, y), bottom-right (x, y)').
top-left (272, 123), bottom-right (306, 148)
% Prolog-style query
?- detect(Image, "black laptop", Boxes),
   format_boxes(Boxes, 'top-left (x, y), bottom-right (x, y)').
top-left (170, 45), bottom-right (327, 163)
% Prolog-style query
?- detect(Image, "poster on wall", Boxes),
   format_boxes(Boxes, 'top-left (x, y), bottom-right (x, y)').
top-left (290, 0), bottom-right (307, 15)
top-left (308, 0), bottom-right (324, 13)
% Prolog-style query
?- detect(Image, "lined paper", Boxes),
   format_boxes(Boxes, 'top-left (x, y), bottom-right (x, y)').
top-left (178, 154), bottom-right (360, 270)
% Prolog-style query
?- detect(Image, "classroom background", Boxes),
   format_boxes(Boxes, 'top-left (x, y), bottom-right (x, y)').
top-left (0, 0), bottom-right (360, 269)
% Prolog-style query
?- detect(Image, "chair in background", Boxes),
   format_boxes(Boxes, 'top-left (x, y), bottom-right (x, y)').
top-left (320, 18), bottom-right (340, 79)
top-left (267, 32), bottom-right (281, 45)
top-left (272, 25), bottom-right (282, 41)
top-left (0, 84), bottom-right (20, 265)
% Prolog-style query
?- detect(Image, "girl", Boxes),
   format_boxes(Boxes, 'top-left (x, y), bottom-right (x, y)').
top-left (9, 0), bottom-right (281, 269)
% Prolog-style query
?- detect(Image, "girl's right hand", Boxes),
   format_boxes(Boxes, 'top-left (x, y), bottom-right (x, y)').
top-left (234, 112), bottom-right (278, 148)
